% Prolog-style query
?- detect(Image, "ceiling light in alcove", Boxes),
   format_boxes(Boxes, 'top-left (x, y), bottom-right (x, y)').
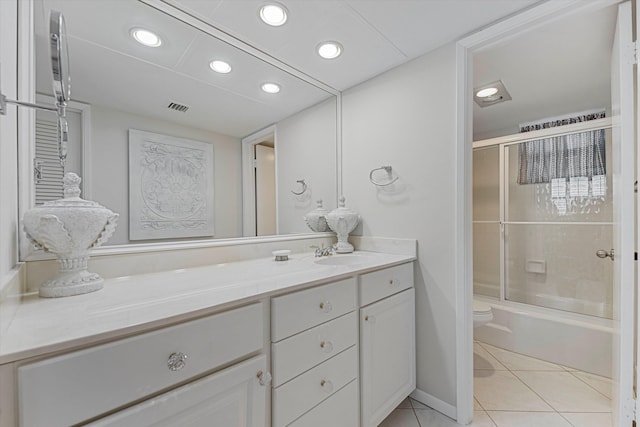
top-left (476, 87), bottom-right (498, 98)
top-left (209, 60), bottom-right (232, 74)
top-left (317, 41), bottom-right (343, 59)
top-left (261, 82), bottom-right (281, 94)
top-left (473, 80), bottom-right (512, 108)
top-left (259, 3), bottom-right (288, 26)
top-left (131, 28), bottom-right (162, 47)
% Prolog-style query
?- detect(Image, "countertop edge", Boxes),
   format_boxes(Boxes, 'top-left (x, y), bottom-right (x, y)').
top-left (0, 255), bottom-right (416, 364)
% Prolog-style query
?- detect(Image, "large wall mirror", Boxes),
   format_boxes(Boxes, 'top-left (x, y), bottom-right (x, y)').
top-left (25, 0), bottom-right (338, 255)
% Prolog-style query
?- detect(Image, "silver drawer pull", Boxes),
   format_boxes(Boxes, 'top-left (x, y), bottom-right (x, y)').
top-left (320, 379), bottom-right (334, 393)
top-left (319, 301), bottom-right (333, 313)
top-left (389, 279), bottom-right (396, 286)
top-left (257, 370), bottom-right (272, 386)
top-left (320, 340), bottom-right (334, 353)
top-left (167, 352), bottom-right (188, 372)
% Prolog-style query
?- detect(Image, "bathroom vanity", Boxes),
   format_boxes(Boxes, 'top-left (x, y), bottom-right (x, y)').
top-left (0, 247), bottom-right (415, 426)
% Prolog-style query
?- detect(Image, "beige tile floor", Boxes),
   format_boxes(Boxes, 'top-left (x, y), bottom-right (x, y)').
top-left (379, 341), bottom-right (612, 427)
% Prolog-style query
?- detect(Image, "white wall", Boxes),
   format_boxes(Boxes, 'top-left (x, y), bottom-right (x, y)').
top-left (89, 105), bottom-right (243, 245)
top-left (342, 44), bottom-right (459, 408)
top-left (276, 97), bottom-right (337, 234)
top-left (0, 0), bottom-right (19, 284)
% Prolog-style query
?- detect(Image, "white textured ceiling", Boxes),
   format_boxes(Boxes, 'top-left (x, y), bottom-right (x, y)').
top-left (36, 0), bottom-right (543, 137)
top-left (473, 4), bottom-right (617, 141)
top-left (166, 0), bottom-right (542, 91)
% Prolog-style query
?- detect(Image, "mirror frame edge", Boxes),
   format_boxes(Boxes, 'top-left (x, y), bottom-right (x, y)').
top-left (17, 0), bottom-right (343, 262)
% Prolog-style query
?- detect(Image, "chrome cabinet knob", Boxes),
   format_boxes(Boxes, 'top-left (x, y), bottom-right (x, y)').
top-left (320, 379), bottom-right (334, 393)
top-left (596, 249), bottom-right (614, 261)
top-left (319, 301), bottom-right (333, 313)
top-left (257, 370), bottom-right (272, 386)
top-left (320, 340), bottom-right (334, 353)
top-left (167, 352), bottom-right (188, 372)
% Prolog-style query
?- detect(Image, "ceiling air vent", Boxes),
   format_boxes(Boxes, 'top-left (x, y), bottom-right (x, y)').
top-left (167, 102), bottom-right (189, 113)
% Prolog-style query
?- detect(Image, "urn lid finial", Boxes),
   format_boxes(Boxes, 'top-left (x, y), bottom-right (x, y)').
top-left (63, 172), bottom-right (82, 199)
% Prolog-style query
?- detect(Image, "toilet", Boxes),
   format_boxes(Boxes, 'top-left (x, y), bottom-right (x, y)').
top-left (473, 299), bottom-right (493, 328)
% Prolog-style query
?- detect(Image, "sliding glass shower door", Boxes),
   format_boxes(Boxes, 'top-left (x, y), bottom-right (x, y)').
top-left (473, 129), bottom-right (614, 319)
top-left (472, 146), bottom-right (500, 299)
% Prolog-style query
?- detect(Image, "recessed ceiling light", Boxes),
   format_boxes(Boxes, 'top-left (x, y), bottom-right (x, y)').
top-left (317, 41), bottom-right (343, 59)
top-left (473, 80), bottom-right (512, 108)
top-left (259, 3), bottom-right (288, 26)
top-left (476, 87), bottom-right (499, 98)
top-left (131, 28), bottom-right (162, 47)
top-left (261, 82), bottom-right (281, 94)
top-left (209, 60), bottom-right (232, 74)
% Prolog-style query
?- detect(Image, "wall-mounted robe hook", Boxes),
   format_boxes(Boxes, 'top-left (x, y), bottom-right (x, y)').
top-left (291, 179), bottom-right (308, 195)
top-left (369, 166), bottom-right (399, 187)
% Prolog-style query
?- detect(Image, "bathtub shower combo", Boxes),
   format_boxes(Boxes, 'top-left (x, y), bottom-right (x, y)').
top-left (472, 115), bottom-right (613, 377)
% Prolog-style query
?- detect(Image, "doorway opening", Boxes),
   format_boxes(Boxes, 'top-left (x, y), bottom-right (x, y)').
top-left (242, 125), bottom-right (278, 237)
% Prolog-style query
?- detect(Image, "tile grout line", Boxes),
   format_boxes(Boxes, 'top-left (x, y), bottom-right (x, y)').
top-left (567, 369), bottom-right (612, 401)
top-left (477, 341), bottom-right (567, 416)
top-left (408, 397), bottom-right (423, 427)
top-left (475, 340), bottom-right (613, 426)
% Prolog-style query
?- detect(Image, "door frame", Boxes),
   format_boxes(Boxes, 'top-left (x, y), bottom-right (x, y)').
top-left (241, 125), bottom-right (278, 237)
top-left (455, 0), bottom-right (625, 424)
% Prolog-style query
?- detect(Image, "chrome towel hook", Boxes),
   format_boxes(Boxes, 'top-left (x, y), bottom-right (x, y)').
top-left (291, 179), bottom-right (308, 195)
top-left (369, 166), bottom-right (398, 187)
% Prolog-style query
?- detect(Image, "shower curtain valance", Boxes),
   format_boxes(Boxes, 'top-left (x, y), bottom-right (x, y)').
top-left (517, 110), bottom-right (606, 185)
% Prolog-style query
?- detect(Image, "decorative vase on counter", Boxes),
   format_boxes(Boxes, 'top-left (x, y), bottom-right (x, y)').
top-left (304, 199), bottom-right (330, 232)
top-left (326, 196), bottom-right (360, 253)
top-left (23, 172), bottom-right (119, 298)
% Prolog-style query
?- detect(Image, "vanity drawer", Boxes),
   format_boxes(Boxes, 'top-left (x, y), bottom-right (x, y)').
top-left (359, 263), bottom-right (413, 306)
top-left (271, 277), bottom-right (357, 342)
top-left (288, 379), bottom-right (358, 427)
top-left (87, 355), bottom-right (268, 427)
top-left (272, 312), bottom-right (357, 387)
top-left (18, 302), bottom-right (264, 427)
top-left (272, 346), bottom-right (357, 427)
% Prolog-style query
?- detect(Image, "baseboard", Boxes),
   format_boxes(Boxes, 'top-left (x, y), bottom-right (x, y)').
top-left (410, 388), bottom-right (457, 421)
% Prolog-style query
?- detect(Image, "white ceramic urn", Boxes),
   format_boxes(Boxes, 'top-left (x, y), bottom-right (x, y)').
top-left (23, 172), bottom-right (119, 297)
top-left (326, 196), bottom-right (360, 253)
top-left (304, 199), bottom-right (330, 232)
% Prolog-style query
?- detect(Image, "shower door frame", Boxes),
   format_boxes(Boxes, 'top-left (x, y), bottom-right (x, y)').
top-left (473, 118), bottom-right (614, 317)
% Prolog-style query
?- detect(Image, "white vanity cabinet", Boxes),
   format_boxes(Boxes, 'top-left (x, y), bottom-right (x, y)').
top-left (17, 302), bottom-right (267, 427)
top-left (88, 354), bottom-right (268, 427)
top-left (4, 254), bottom-right (417, 427)
top-left (271, 277), bottom-right (359, 427)
top-left (359, 263), bottom-right (416, 427)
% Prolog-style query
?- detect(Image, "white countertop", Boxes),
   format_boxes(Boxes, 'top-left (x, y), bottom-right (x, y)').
top-left (0, 251), bottom-right (414, 364)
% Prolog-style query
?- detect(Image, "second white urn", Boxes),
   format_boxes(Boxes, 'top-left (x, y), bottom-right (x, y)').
top-left (326, 196), bottom-right (360, 253)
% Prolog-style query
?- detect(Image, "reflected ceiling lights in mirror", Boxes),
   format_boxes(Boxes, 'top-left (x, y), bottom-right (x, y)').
top-left (317, 41), bottom-right (343, 59)
top-left (259, 3), bottom-right (288, 27)
top-left (209, 59), bottom-right (232, 74)
top-left (261, 82), bottom-right (281, 93)
top-left (130, 28), bottom-right (162, 47)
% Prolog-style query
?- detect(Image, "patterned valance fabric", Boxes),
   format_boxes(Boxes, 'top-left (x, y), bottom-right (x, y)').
top-left (517, 111), bottom-right (606, 185)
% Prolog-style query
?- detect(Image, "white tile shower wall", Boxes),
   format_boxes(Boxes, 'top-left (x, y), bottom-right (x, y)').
top-left (473, 147), bottom-right (500, 298)
top-left (276, 97), bottom-right (338, 235)
top-left (342, 43), bottom-right (459, 409)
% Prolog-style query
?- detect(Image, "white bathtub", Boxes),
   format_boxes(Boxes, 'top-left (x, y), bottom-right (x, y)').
top-left (474, 295), bottom-right (613, 377)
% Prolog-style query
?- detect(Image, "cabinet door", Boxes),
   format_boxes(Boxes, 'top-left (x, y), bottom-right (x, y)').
top-left (360, 288), bottom-right (415, 427)
top-left (89, 355), bottom-right (268, 427)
